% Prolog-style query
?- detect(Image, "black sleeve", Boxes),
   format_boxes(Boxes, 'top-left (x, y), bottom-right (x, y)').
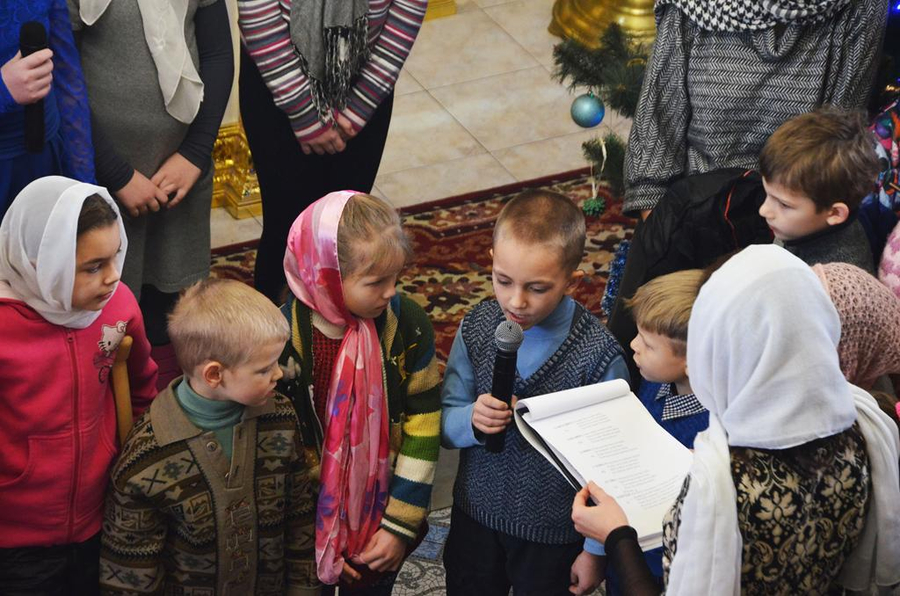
top-left (92, 113), bottom-right (135, 192)
top-left (605, 526), bottom-right (662, 595)
top-left (177, 0), bottom-right (235, 174)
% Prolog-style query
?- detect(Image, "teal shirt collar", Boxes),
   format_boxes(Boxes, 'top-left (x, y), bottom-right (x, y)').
top-left (175, 379), bottom-right (245, 431)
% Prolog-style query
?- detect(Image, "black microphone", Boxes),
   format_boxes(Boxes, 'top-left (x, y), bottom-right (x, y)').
top-left (485, 320), bottom-right (524, 453)
top-left (20, 21), bottom-right (48, 154)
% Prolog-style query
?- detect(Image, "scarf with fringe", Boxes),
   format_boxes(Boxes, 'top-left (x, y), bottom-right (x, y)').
top-left (290, 1), bottom-right (370, 125)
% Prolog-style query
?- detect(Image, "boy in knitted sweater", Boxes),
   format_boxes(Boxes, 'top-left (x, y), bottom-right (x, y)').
top-left (757, 108), bottom-right (882, 273)
top-left (99, 279), bottom-right (319, 595)
top-left (441, 190), bottom-right (630, 596)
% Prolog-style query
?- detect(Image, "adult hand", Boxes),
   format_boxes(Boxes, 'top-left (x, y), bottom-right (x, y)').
top-left (335, 112), bottom-right (358, 142)
top-left (116, 170), bottom-right (169, 217)
top-left (151, 152), bottom-right (201, 209)
top-left (340, 561), bottom-right (362, 584)
top-left (472, 393), bottom-right (514, 435)
top-left (300, 128), bottom-right (346, 156)
top-left (1, 49), bottom-right (54, 105)
top-left (352, 528), bottom-right (406, 573)
top-left (569, 550), bottom-right (605, 595)
top-left (571, 482), bottom-right (630, 544)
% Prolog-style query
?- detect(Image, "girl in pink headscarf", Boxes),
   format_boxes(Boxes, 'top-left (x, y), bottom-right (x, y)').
top-left (279, 191), bottom-right (441, 594)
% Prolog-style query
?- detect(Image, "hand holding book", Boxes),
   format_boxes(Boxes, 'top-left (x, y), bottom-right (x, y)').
top-left (572, 481), bottom-right (629, 544)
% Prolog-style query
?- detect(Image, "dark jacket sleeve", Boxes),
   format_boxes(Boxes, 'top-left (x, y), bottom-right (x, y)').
top-left (177, 0), bottom-right (234, 174)
top-left (605, 526), bottom-right (663, 595)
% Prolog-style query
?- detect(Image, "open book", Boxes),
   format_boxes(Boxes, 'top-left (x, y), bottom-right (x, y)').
top-left (514, 379), bottom-right (693, 550)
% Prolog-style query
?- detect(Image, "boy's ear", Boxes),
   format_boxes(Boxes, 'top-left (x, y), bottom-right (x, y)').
top-left (825, 202), bottom-right (850, 226)
top-left (684, 363), bottom-right (689, 378)
top-left (489, 248), bottom-right (494, 260)
top-left (200, 360), bottom-right (224, 388)
top-left (567, 269), bottom-right (585, 292)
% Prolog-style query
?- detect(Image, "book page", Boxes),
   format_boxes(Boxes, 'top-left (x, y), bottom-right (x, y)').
top-left (519, 387), bottom-right (692, 547)
top-left (516, 378), bottom-right (630, 420)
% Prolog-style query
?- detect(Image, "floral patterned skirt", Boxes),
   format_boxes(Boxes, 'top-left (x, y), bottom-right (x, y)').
top-left (662, 424), bottom-right (869, 595)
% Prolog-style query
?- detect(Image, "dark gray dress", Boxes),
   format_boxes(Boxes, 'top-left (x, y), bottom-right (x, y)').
top-left (68, 0), bottom-right (217, 297)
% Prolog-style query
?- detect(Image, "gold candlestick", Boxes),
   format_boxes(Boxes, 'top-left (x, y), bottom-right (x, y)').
top-left (549, 0), bottom-right (656, 48)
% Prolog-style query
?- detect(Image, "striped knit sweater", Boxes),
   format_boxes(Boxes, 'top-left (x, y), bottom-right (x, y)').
top-left (237, 0), bottom-right (426, 142)
top-left (279, 293), bottom-right (442, 542)
top-left (99, 382), bottom-right (317, 595)
top-left (623, 0), bottom-right (888, 215)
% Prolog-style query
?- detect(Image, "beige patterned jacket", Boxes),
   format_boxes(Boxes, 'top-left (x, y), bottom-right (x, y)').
top-left (99, 382), bottom-right (319, 595)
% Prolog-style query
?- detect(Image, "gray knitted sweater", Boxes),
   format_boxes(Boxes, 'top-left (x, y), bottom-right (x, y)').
top-left (452, 300), bottom-right (623, 544)
top-left (623, 0), bottom-right (888, 215)
top-left (782, 217), bottom-right (875, 273)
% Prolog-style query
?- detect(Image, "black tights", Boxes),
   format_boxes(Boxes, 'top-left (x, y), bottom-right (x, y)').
top-left (239, 46), bottom-right (394, 304)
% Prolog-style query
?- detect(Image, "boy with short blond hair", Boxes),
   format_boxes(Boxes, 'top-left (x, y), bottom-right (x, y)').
top-left (758, 107), bottom-right (881, 272)
top-left (625, 269), bottom-right (709, 450)
top-left (99, 279), bottom-right (320, 595)
top-left (441, 190), bottom-right (630, 596)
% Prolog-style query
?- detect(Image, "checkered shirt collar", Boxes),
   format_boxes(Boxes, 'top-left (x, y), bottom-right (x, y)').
top-left (655, 382), bottom-right (707, 421)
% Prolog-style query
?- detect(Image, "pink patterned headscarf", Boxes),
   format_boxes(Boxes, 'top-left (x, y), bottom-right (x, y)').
top-left (283, 191), bottom-right (391, 585)
top-left (812, 263), bottom-right (900, 389)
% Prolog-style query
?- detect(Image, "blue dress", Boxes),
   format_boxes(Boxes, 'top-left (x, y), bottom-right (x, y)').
top-left (0, 0), bottom-right (93, 219)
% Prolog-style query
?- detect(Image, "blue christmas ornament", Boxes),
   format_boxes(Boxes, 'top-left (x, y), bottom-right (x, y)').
top-left (570, 92), bottom-right (605, 128)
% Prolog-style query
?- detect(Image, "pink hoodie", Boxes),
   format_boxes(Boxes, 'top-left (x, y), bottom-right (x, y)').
top-left (0, 282), bottom-right (157, 547)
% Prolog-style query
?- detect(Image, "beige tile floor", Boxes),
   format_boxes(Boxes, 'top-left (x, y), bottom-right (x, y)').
top-left (211, 0), bottom-right (632, 248)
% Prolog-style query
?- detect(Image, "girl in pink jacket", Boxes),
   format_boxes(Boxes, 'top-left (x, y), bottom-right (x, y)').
top-left (0, 176), bottom-right (157, 594)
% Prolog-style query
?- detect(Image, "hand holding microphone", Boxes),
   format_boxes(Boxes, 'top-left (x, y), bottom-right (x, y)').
top-left (1, 48), bottom-right (53, 106)
top-left (5, 22), bottom-right (51, 153)
top-left (481, 320), bottom-right (524, 453)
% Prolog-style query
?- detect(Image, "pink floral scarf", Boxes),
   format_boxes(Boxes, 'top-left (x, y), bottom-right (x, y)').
top-left (283, 191), bottom-right (391, 585)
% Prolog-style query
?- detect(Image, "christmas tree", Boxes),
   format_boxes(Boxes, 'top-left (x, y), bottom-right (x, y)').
top-left (553, 24), bottom-right (647, 213)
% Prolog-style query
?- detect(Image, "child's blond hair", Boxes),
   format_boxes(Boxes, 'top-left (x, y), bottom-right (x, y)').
top-left (758, 107), bottom-right (880, 211)
top-left (493, 190), bottom-right (586, 272)
top-left (168, 278), bottom-right (289, 373)
top-left (625, 269), bottom-right (704, 355)
top-left (337, 193), bottom-right (412, 278)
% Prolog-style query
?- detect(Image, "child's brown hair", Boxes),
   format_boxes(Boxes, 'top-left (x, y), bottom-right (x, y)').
top-left (758, 107), bottom-right (880, 212)
top-left (337, 194), bottom-right (412, 278)
top-left (493, 190), bottom-right (586, 273)
top-left (77, 194), bottom-right (118, 236)
top-left (625, 269), bottom-right (704, 355)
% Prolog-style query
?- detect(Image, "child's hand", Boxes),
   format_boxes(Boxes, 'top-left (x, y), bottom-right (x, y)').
top-left (151, 152), bottom-right (201, 209)
top-left (1, 49), bottom-right (53, 105)
top-left (352, 528), bottom-right (405, 573)
top-left (340, 561), bottom-right (362, 583)
top-left (116, 170), bottom-right (169, 217)
top-left (472, 393), bottom-right (514, 435)
top-left (571, 482), bottom-right (629, 543)
top-left (569, 550), bottom-right (606, 595)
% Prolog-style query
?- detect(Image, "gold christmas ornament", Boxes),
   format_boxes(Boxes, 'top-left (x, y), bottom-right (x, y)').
top-left (549, 0), bottom-right (656, 47)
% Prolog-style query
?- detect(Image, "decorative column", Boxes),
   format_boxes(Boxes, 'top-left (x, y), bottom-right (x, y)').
top-left (549, 0), bottom-right (656, 47)
top-left (425, 0), bottom-right (456, 19)
top-left (212, 123), bottom-right (262, 219)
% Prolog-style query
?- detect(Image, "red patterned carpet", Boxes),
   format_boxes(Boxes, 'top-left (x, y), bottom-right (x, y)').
top-left (211, 170), bottom-right (636, 364)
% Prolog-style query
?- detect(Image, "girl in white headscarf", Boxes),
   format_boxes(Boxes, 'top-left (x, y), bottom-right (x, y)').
top-left (570, 245), bottom-right (900, 595)
top-left (0, 176), bottom-right (158, 593)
